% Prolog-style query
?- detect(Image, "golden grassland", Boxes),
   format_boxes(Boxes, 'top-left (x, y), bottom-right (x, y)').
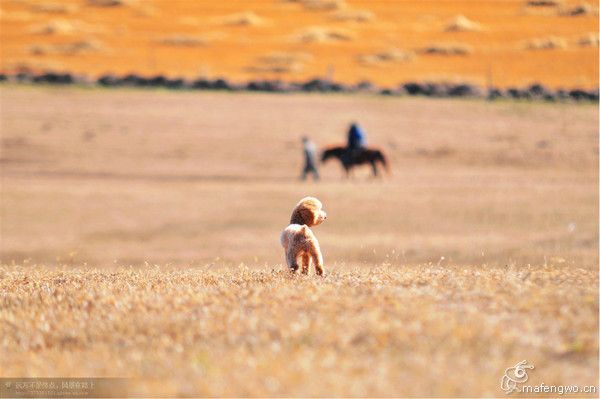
top-left (0, 85), bottom-right (598, 396)
top-left (0, 264), bottom-right (598, 396)
top-left (0, 0), bottom-right (598, 88)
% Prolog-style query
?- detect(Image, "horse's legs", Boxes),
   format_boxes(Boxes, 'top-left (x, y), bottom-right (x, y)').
top-left (342, 164), bottom-right (350, 179)
top-left (371, 161), bottom-right (378, 177)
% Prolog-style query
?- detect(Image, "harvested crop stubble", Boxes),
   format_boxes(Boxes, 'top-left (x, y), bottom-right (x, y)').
top-left (525, 36), bottom-right (567, 50)
top-left (247, 52), bottom-right (313, 73)
top-left (420, 43), bottom-right (473, 55)
top-left (29, 39), bottom-right (105, 56)
top-left (29, 2), bottom-right (78, 14)
top-left (0, 263), bottom-right (597, 396)
top-left (217, 11), bottom-right (266, 26)
top-left (28, 19), bottom-right (102, 35)
top-left (289, 0), bottom-right (347, 11)
top-left (294, 26), bottom-right (355, 43)
top-left (526, 0), bottom-right (563, 6)
top-left (158, 34), bottom-right (207, 47)
top-left (358, 49), bottom-right (414, 65)
top-left (577, 32), bottom-right (600, 46)
top-left (444, 15), bottom-right (482, 32)
top-left (331, 9), bottom-right (374, 22)
top-left (559, 2), bottom-right (598, 16)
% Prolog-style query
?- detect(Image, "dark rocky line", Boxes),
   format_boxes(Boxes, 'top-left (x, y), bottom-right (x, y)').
top-left (0, 71), bottom-right (597, 102)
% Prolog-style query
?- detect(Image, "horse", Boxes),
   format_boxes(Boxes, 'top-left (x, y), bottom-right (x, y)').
top-left (321, 145), bottom-right (390, 177)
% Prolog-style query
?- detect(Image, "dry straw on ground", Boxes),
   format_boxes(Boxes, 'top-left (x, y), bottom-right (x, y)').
top-left (28, 19), bottom-right (78, 35)
top-left (559, 2), bottom-right (598, 16)
top-left (1, 264), bottom-right (597, 396)
top-left (444, 15), bottom-right (483, 32)
top-left (0, 10), bottom-right (35, 22)
top-left (577, 32), bottom-right (600, 47)
top-left (330, 9), bottom-right (374, 22)
top-left (294, 26), bottom-right (355, 43)
top-left (524, 36), bottom-right (567, 50)
top-left (158, 34), bottom-right (207, 47)
top-left (247, 52), bottom-right (313, 73)
top-left (258, 52), bottom-right (314, 64)
top-left (29, 39), bottom-right (105, 56)
top-left (526, 0), bottom-right (563, 6)
top-left (420, 43), bottom-right (473, 56)
top-left (288, 0), bottom-right (347, 11)
top-left (216, 11), bottom-right (266, 27)
top-left (29, 2), bottom-right (78, 14)
top-left (358, 49), bottom-right (414, 65)
top-left (2, 59), bottom-right (66, 71)
top-left (87, 0), bottom-right (131, 7)
top-left (28, 19), bottom-right (102, 35)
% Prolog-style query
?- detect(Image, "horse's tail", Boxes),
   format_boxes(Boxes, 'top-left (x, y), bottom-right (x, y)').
top-left (376, 150), bottom-right (391, 174)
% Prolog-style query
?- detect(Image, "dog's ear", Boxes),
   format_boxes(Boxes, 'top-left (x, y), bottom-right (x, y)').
top-left (290, 205), bottom-right (314, 226)
top-left (300, 207), bottom-right (317, 226)
top-left (290, 197), bottom-right (321, 226)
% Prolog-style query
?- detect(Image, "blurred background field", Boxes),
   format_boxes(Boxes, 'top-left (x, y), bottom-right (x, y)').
top-left (1, 87), bottom-right (597, 269)
top-left (0, 0), bottom-right (598, 88)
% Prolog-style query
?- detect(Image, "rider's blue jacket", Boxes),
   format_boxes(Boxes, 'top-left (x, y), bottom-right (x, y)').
top-left (348, 123), bottom-right (366, 149)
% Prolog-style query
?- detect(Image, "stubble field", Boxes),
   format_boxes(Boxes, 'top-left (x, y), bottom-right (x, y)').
top-left (0, 86), bottom-right (598, 396)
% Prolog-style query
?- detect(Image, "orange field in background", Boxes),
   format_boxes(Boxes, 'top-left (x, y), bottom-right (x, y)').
top-left (0, 0), bottom-right (598, 88)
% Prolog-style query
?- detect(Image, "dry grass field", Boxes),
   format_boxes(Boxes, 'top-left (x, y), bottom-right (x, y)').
top-left (0, 85), bottom-right (599, 396)
top-left (0, 0), bottom-right (598, 88)
top-left (1, 265), bottom-right (597, 397)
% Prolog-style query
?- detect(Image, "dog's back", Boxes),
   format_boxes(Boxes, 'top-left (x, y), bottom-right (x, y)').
top-left (280, 224), bottom-right (310, 249)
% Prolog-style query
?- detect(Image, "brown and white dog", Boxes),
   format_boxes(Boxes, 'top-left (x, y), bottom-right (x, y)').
top-left (280, 197), bottom-right (327, 275)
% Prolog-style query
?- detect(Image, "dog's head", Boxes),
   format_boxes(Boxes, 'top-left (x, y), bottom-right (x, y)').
top-left (290, 197), bottom-right (327, 227)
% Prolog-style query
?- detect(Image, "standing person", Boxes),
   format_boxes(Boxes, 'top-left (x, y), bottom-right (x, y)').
top-left (301, 136), bottom-right (319, 181)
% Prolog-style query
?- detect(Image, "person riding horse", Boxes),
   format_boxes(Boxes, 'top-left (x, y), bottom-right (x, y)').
top-left (321, 122), bottom-right (389, 177)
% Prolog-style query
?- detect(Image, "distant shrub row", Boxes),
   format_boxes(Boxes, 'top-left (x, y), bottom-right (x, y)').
top-left (0, 71), bottom-right (598, 102)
